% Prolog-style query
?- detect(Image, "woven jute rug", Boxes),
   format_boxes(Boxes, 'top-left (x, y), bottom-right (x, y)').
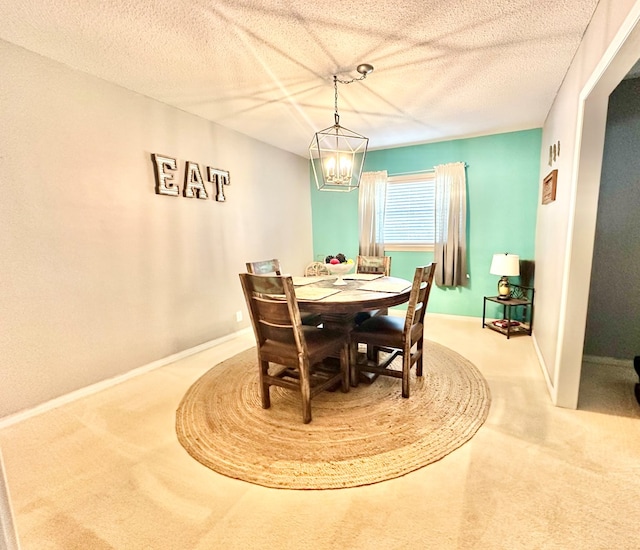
top-left (176, 341), bottom-right (491, 489)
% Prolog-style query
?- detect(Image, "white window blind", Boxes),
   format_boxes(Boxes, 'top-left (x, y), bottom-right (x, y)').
top-left (383, 173), bottom-right (435, 247)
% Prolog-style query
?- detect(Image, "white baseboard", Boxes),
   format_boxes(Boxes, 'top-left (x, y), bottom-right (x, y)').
top-left (425, 312), bottom-right (479, 322)
top-left (532, 333), bottom-right (557, 405)
top-left (392, 310), bottom-right (479, 323)
top-left (0, 327), bottom-right (253, 430)
top-left (582, 355), bottom-right (633, 368)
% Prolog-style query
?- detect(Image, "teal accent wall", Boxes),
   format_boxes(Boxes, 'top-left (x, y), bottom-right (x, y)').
top-left (310, 128), bottom-right (542, 317)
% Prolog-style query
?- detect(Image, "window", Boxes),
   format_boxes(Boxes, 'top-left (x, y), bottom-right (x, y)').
top-left (383, 173), bottom-right (435, 251)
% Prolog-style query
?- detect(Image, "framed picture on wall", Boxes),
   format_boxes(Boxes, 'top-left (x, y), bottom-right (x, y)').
top-left (542, 169), bottom-right (558, 205)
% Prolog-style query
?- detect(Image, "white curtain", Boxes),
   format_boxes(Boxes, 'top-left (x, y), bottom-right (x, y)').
top-left (358, 170), bottom-right (388, 256)
top-left (434, 162), bottom-right (468, 287)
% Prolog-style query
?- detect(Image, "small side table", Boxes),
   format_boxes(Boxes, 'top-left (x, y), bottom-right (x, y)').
top-left (482, 285), bottom-right (534, 339)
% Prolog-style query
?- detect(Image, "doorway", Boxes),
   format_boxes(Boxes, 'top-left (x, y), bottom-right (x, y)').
top-left (555, 7), bottom-right (640, 409)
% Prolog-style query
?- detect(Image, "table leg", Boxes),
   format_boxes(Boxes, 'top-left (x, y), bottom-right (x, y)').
top-left (320, 312), bottom-right (378, 384)
top-left (321, 312), bottom-right (356, 333)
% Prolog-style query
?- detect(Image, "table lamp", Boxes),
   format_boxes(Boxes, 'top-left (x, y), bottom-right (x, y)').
top-left (490, 253), bottom-right (520, 300)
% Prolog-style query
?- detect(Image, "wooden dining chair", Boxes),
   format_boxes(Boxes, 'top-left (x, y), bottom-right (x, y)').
top-left (239, 273), bottom-right (350, 423)
top-left (356, 255), bottom-right (391, 276)
top-left (304, 261), bottom-right (330, 276)
top-left (246, 258), bottom-right (322, 327)
top-left (354, 255), bottom-right (392, 325)
top-left (350, 263), bottom-right (436, 398)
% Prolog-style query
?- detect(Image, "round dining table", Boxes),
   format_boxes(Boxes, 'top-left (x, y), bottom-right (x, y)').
top-left (294, 275), bottom-right (413, 331)
top-left (293, 274), bottom-right (413, 381)
top-left (288, 274), bottom-right (413, 383)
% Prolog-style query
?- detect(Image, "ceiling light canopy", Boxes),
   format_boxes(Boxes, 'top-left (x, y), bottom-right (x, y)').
top-left (309, 64), bottom-right (374, 192)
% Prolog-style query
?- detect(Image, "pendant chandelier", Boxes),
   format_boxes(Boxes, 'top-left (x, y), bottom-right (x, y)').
top-left (309, 64), bottom-right (374, 192)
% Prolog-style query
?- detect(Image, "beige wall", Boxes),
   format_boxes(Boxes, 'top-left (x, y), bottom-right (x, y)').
top-left (535, 0), bottom-right (640, 406)
top-left (0, 41), bottom-right (312, 418)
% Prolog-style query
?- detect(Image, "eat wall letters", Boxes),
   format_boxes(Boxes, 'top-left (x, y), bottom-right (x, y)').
top-left (151, 153), bottom-right (230, 202)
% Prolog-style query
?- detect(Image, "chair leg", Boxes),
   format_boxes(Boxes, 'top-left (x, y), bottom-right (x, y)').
top-left (416, 337), bottom-right (424, 377)
top-left (350, 342), bottom-right (360, 388)
top-left (299, 358), bottom-right (312, 424)
top-left (402, 345), bottom-right (411, 398)
top-left (341, 344), bottom-right (350, 393)
top-left (259, 360), bottom-right (271, 409)
top-left (634, 357), bottom-right (640, 405)
top-left (366, 344), bottom-right (376, 361)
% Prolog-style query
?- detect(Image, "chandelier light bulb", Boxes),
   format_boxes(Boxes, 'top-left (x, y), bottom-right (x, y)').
top-left (339, 155), bottom-right (351, 179)
top-left (324, 154), bottom-right (353, 184)
top-left (325, 156), bottom-right (336, 179)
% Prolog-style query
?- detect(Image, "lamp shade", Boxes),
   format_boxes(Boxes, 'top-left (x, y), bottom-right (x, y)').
top-left (490, 253), bottom-right (520, 276)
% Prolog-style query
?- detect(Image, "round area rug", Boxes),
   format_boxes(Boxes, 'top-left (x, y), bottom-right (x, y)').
top-left (176, 341), bottom-right (491, 489)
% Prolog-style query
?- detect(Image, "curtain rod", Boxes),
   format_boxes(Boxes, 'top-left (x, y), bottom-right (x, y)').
top-left (388, 169), bottom-right (434, 177)
top-left (388, 163), bottom-right (468, 177)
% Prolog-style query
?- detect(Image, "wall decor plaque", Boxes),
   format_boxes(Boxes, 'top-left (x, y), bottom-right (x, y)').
top-left (542, 169), bottom-right (557, 205)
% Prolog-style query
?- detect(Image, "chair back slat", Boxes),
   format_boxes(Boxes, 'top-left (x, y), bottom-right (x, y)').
top-left (248, 273), bottom-right (285, 295)
top-left (356, 255), bottom-right (391, 276)
top-left (246, 259), bottom-right (282, 276)
top-left (254, 297), bottom-right (293, 327)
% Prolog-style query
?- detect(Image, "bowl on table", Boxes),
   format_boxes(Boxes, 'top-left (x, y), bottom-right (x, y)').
top-left (325, 262), bottom-right (354, 285)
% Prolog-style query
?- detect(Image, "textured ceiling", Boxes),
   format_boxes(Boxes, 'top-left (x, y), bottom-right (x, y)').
top-left (0, 0), bottom-right (601, 157)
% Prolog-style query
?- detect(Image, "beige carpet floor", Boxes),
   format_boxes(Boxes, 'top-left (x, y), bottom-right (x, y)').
top-left (1, 314), bottom-right (640, 549)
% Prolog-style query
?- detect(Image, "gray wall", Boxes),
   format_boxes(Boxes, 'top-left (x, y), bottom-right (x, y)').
top-left (0, 40), bottom-right (313, 417)
top-left (584, 76), bottom-right (640, 359)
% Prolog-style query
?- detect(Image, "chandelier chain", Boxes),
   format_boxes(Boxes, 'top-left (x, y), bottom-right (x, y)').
top-left (335, 73), bottom-right (369, 85)
top-left (333, 76), bottom-right (340, 125)
top-left (332, 68), bottom-right (371, 126)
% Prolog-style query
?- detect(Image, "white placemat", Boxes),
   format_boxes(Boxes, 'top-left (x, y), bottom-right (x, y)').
top-left (294, 287), bottom-right (341, 300)
top-left (358, 278), bottom-right (411, 293)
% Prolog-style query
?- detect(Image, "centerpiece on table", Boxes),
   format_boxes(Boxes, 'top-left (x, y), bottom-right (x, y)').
top-left (325, 253), bottom-right (354, 285)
